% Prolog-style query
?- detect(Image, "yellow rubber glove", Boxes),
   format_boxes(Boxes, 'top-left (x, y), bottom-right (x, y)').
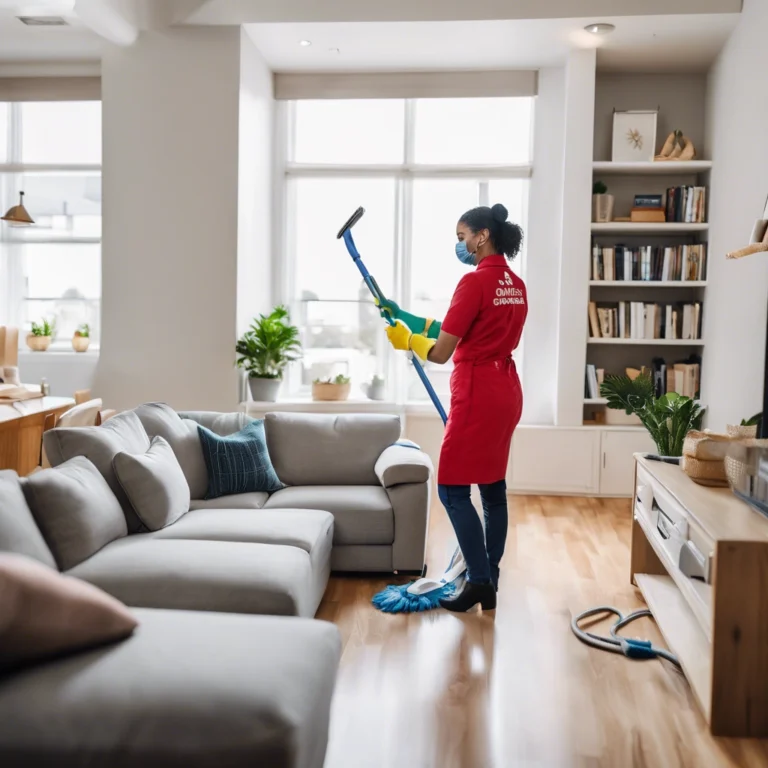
top-left (385, 321), bottom-right (436, 363)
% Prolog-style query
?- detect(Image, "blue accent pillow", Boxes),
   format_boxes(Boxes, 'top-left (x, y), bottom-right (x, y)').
top-left (197, 420), bottom-right (283, 499)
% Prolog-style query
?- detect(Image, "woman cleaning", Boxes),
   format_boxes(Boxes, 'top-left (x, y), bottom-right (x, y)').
top-left (382, 203), bottom-right (527, 612)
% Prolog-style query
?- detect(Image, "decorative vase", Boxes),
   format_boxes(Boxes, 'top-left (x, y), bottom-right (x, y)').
top-left (72, 335), bottom-right (90, 353)
top-left (248, 376), bottom-right (282, 403)
top-left (26, 334), bottom-right (51, 352)
top-left (312, 382), bottom-right (350, 402)
top-left (592, 194), bottom-right (615, 223)
top-left (363, 379), bottom-right (386, 401)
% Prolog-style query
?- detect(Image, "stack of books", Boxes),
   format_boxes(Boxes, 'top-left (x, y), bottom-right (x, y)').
top-left (666, 186), bottom-right (707, 223)
top-left (588, 301), bottom-right (703, 340)
top-left (591, 244), bottom-right (707, 281)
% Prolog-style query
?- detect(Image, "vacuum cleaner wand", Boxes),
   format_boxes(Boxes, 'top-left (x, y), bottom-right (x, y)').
top-left (337, 207), bottom-right (448, 425)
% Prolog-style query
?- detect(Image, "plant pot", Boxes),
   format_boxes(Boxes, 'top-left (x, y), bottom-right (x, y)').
top-left (726, 424), bottom-right (758, 439)
top-left (592, 193), bottom-right (615, 223)
top-left (72, 335), bottom-right (90, 353)
top-left (248, 376), bottom-right (282, 403)
top-left (363, 381), bottom-right (386, 401)
top-left (26, 334), bottom-right (51, 352)
top-left (312, 382), bottom-right (350, 402)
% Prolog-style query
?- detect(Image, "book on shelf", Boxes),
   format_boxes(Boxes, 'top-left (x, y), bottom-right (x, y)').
top-left (586, 356), bottom-right (701, 400)
top-left (665, 186), bottom-right (707, 224)
top-left (590, 243), bottom-right (706, 281)
top-left (588, 300), bottom-right (702, 340)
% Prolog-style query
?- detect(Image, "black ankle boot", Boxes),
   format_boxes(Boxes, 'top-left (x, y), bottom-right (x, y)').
top-left (439, 580), bottom-right (496, 612)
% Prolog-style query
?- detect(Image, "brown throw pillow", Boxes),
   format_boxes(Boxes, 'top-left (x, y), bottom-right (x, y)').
top-left (0, 553), bottom-right (138, 669)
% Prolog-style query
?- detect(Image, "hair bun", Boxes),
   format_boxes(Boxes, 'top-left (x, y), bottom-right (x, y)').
top-left (491, 203), bottom-right (508, 223)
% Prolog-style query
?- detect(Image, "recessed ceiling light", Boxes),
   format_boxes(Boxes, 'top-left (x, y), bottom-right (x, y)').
top-left (585, 23), bottom-right (615, 35)
top-left (299, 40), bottom-right (312, 47)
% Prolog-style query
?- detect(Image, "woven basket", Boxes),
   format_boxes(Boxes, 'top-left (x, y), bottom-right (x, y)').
top-left (724, 439), bottom-right (768, 494)
top-left (681, 454), bottom-right (728, 486)
top-left (683, 430), bottom-right (736, 461)
top-left (726, 424), bottom-right (758, 439)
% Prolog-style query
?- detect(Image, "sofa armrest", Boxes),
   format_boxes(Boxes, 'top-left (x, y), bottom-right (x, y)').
top-left (375, 443), bottom-right (433, 488)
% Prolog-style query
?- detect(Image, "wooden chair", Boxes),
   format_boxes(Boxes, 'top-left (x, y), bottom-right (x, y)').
top-left (74, 389), bottom-right (92, 405)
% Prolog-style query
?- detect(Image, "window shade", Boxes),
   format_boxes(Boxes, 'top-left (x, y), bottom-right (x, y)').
top-left (0, 77), bottom-right (100, 102)
top-left (274, 70), bottom-right (538, 100)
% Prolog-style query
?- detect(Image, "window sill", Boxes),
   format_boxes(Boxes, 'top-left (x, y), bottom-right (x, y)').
top-left (242, 398), bottom-right (450, 416)
top-left (18, 349), bottom-right (99, 361)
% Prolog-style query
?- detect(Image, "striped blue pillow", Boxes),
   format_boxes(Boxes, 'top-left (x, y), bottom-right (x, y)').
top-left (197, 420), bottom-right (283, 499)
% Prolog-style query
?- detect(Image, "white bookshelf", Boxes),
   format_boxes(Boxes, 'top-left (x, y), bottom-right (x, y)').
top-left (590, 280), bottom-right (707, 287)
top-left (588, 338), bottom-right (704, 346)
top-left (592, 160), bottom-right (713, 175)
top-left (586, 158), bottom-right (709, 426)
top-left (592, 222), bottom-right (708, 234)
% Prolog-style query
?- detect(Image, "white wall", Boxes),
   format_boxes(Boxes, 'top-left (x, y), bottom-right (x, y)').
top-left (702, 0), bottom-right (768, 430)
top-left (97, 28), bottom-right (242, 412)
top-left (554, 48), bottom-right (596, 426)
top-left (19, 352), bottom-right (97, 398)
top-left (237, 28), bottom-right (274, 337)
top-left (522, 66), bottom-right (564, 424)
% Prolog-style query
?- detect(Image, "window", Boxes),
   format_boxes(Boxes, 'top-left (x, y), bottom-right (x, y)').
top-left (0, 101), bottom-right (102, 349)
top-left (281, 97), bottom-right (532, 401)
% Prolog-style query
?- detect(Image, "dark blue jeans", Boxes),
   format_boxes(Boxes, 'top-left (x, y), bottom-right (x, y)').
top-left (438, 480), bottom-right (508, 587)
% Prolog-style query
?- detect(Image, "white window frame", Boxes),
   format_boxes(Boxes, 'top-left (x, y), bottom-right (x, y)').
top-left (0, 101), bottom-right (102, 349)
top-left (275, 98), bottom-right (533, 403)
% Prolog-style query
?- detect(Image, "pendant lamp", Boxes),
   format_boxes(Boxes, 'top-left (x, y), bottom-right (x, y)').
top-left (1, 191), bottom-right (34, 226)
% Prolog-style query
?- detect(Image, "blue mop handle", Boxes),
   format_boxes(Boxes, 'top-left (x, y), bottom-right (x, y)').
top-left (338, 216), bottom-right (448, 426)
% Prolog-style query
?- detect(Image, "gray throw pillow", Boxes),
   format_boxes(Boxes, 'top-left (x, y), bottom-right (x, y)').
top-left (133, 403), bottom-right (209, 500)
top-left (42, 411), bottom-right (151, 533)
top-left (22, 457), bottom-right (127, 572)
top-left (0, 471), bottom-right (57, 570)
top-left (113, 437), bottom-right (190, 531)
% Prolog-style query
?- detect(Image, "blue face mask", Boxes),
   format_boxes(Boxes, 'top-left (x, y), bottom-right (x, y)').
top-left (455, 241), bottom-right (475, 266)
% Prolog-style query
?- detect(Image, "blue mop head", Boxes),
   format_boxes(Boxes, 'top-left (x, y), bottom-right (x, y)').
top-left (371, 582), bottom-right (456, 613)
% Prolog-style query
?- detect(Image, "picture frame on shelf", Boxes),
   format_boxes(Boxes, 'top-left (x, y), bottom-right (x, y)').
top-left (612, 110), bottom-right (658, 163)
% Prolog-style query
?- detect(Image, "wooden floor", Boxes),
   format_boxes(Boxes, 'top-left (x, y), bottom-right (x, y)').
top-left (317, 495), bottom-right (768, 768)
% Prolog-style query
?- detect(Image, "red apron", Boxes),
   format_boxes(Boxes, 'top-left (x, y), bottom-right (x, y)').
top-left (438, 357), bottom-right (523, 486)
top-left (437, 255), bottom-right (528, 486)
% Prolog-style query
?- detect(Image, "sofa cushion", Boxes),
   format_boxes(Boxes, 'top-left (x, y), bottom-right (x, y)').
top-left (22, 457), bottom-right (127, 571)
top-left (133, 403), bottom-right (208, 499)
top-left (0, 553), bottom-right (137, 671)
top-left (265, 486), bottom-right (393, 545)
top-left (265, 413), bottom-right (401, 486)
top-left (67, 538), bottom-right (320, 618)
top-left (42, 411), bottom-right (151, 533)
top-left (198, 420), bottom-right (282, 499)
top-left (0, 608), bottom-right (340, 768)
top-left (113, 437), bottom-right (190, 531)
top-left (147, 508), bottom-right (333, 613)
top-left (0, 470), bottom-right (57, 569)
top-left (189, 492), bottom-right (269, 510)
top-left (179, 410), bottom-right (250, 436)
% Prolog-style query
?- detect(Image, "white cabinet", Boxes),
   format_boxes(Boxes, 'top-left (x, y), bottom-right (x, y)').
top-left (508, 427), bottom-right (601, 494)
top-left (599, 429), bottom-right (656, 496)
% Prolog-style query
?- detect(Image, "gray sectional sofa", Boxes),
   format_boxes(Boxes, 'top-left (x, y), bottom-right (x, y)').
top-left (0, 406), bottom-right (434, 768)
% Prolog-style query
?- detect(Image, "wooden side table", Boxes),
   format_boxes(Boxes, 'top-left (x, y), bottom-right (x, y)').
top-left (631, 453), bottom-right (768, 736)
top-left (0, 396), bottom-right (74, 476)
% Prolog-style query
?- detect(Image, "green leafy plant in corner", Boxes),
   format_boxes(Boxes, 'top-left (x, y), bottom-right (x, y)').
top-left (600, 372), bottom-right (705, 457)
top-left (31, 318), bottom-right (55, 337)
top-left (75, 323), bottom-right (90, 339)
top-left (236, 306), bottom-right (301, 380)
top-left (593, 180), bottom-right (608, 195)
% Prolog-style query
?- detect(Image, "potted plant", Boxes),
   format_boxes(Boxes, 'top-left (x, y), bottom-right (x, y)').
top-left (235, 306), bottom-right (301, 402)
top-left (592, 180), bottom-right (614, 223)
top-left (312, 374), bottom-right (351, 402)
top-left (363, 374), bottom-right (386, 401)
top-left (600, 372), bottom-right (705, 459)
top-left (72, 323), bottom-right (90, 353)
top-left (26, 319), bottom-right (55, 352)
top-left (728, 412), bottom-right (762, 439)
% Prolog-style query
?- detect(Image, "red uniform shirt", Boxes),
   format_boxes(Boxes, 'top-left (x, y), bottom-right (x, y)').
top-left (441, 254), bottom-right (527, 363)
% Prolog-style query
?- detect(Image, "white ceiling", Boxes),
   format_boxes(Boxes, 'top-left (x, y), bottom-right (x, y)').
top-left (246, 15), bottom-right (740, 74)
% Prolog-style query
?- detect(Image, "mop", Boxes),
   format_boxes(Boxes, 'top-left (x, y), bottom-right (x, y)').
top-left (337, 207), bottom-right (465, 612)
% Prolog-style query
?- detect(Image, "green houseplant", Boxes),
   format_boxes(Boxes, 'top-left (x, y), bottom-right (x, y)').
top-left (72, 323), bottom-right (90, 353)
top-left (312, 374), bottom-right (351, 402)
top-left (592, 179), bottom-right (614, 223)
top-left (26, 318), bottom-right (55, 352)
top-left (600, 372), bottom-right (705, 458)
top-left (236, 306), bottom-right (301, 402)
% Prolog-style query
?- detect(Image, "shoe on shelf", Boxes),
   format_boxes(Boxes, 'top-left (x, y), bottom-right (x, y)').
top-left (439, 580), bottom-right (496, 612)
